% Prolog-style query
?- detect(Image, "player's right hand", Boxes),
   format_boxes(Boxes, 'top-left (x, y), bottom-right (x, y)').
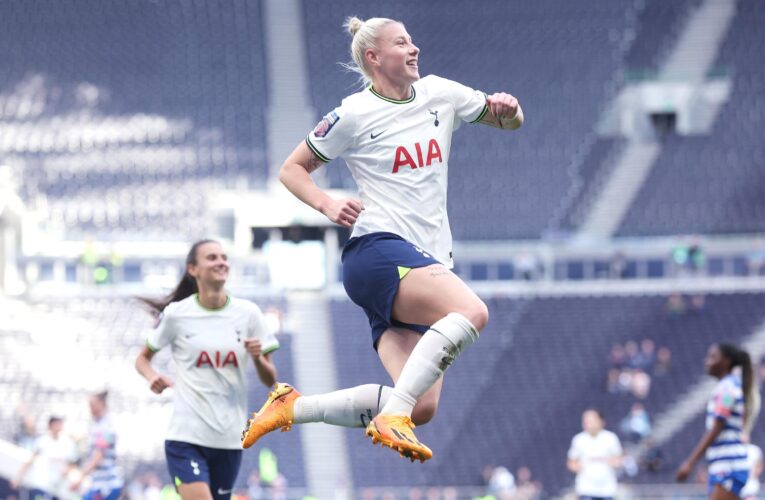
top-left (323, 198), bottom-right (364, 228)
top-left (149, 374), bottom-right (173, 394)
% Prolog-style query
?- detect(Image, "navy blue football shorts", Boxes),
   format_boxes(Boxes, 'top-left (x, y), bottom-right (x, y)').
top-left (342, 231), bottom-right (441, 348)
top-left (165, 440), bottom-right (241, 500)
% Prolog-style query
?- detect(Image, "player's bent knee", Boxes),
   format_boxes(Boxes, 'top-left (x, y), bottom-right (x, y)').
top-left (459, 300), bottom-right (489, 332)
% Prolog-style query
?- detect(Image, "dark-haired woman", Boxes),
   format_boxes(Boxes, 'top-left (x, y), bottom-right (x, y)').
top-left (135, 239), bottom-right (278, 500)
top-left (69, 391), bottom-right (123, 500)
top-left (677, 343), bottom-right (760, 499)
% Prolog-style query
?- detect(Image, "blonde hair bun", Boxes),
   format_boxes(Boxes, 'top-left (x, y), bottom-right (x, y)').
top-left (344, 16), bottom-right (365, 37)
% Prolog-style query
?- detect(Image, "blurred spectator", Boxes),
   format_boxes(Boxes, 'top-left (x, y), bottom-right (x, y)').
top-left (515, 251), bottom-right (541, 281)
top-left (609, 251), bottom-right (628, 279)
top-left (630, 369), bottom-right (651, 399)
top-left (689, 293), bottom-right (706, 313)
top-left (665, 293), bottom-right (686, 317)
top-left (13, 406), bottom-right (38, 452)
top-left (641, 438), bottom-right (664, 473)
top-left (637, 339), bottom-right (656, 372)
top-left (513, 466), bottom-right (542, 500)
top-left (746, 244), bottom-right (765, 276)
top-left (619, 403), bottom-right (651, 443)
top-left (487, 466), bottom-right (516, 499)
top-left (671, 240), bottom-right (705, 276)
top-left (653, 347), bottom-right (672, 377)
top-left (607, 344), bottom-right (627, 393)
top-left (247, 471), bottom-right (263, 500)
top-left (624, 341), bottom-right (639, 369)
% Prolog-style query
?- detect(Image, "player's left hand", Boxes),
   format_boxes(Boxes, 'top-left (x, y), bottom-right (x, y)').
top-left (245, 339), bottom-right (263, 358)
top-left (486, 92), bottom-right (519, 120)
top-left (675, 460), bottom-right (693, 482)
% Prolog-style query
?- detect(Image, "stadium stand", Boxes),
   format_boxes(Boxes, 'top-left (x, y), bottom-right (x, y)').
top-left (617, 0), bottom-right (765, 236)
top-left (0, 0), bottom-right (269, 239)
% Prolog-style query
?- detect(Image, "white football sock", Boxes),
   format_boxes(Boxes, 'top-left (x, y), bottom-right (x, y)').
top-left (381, 312), bottom-right (479, 416)
top-left (292, 384), bottom-right (392, 427)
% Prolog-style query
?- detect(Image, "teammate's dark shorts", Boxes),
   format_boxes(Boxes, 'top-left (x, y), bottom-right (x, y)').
top-left (165, 440), bottom-right (241, 500)
top-left (342, 231), bottom-right (441, 348)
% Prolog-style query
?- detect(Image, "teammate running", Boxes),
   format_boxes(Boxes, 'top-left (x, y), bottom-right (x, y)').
top-left (676, 343), bottom-right (759, 499)
top-left (242, 16), bottom-right (522, 462)
top-left (136, 239), bottom-right (279, 499)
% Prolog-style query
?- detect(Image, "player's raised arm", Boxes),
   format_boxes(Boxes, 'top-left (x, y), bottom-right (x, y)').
top-left (279, 141), bottom-right (363, 228)
top-left (478, 92), bottom-right (524, 130)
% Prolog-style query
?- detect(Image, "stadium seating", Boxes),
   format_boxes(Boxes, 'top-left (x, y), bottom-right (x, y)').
top-left (331, 293), bottom-right (765, 493)
top-left (617, 0), bottom-right (765, 236)
top-left (0, 0), bottom-right (269, 239)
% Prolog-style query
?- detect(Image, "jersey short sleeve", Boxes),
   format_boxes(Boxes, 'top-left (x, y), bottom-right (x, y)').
top-left (608, 432), bottom-right (623, 456)
top-left (432, 75), bottom-right (489, 124)
top-left (306, 104), bottom-right (356, 162)
top-left (567, 435), bottom-right (582, 460)
top-left (145, 303), bottom-right (178, 352)
top-left (713, 380), bottom-right (738, 420)
top-left (247, 303), bottom-right (280, 355)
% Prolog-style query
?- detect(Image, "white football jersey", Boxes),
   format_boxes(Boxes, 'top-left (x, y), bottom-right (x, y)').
top-left (307, 74), bottom-right (488, 267)
top-left (568, 430), bottom-right (623, 497)
top-left (146, 295), bottom-right (279, 449)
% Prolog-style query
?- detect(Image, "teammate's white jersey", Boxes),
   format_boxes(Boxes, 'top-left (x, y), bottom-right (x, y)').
top-left (146, 294), bottom-right (279, 449)
top-left (307, 74), bottom-right (488, 267)
top-left (567, 429), bottom-right (622, 498)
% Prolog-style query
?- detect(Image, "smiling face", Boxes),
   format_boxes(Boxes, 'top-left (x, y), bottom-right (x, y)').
top-left (366, 22), bottom-right (420, 87)
top-left (188, 241), bottom-right (229, 289)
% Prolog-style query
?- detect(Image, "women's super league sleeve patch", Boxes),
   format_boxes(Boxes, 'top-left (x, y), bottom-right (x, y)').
top-left (313, 111), bottom-right (340, 137)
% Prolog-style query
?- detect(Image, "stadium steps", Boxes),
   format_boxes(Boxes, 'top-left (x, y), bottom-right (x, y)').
top-left (284, 291), bottom-right (353, 499)
top-left (575, 142), bottom-right (660, 240)
top-left (660, 0), bottom-right (737, 82)
top-left (262, 0), bottom-right (317, 177)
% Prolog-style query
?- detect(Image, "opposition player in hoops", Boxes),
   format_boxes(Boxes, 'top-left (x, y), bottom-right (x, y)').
top-left (136, 240), bottom-right (279, 500)
top-left (676, 344), bottom-right (759, 499)
top-left (69, 391), bottom-right (124, 500)
top-left (242, 16), bottom-right (523, 462)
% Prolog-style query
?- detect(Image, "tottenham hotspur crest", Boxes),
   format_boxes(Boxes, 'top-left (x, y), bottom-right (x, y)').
top-left (429, 109), bottom-right (439, 127)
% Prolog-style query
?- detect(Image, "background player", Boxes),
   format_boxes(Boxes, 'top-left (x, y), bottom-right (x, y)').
top-left (676, 343), bottom-right (758, 499)
top-left (567, 409), bottom-right (624, 500)
top-left (242, 15), bottom-right (523, 462)
top-left (135, 239), bottom-right (279, 500)
top-left (69, 391), bottom-right (124, 500)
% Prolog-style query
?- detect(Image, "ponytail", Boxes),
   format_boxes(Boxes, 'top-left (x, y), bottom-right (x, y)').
top-left (137, 239), bottom-right (216, 316)
top-left (719, 343), bottom-right (759, 433)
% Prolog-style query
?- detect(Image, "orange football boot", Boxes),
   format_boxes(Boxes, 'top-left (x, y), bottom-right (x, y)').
top-left (365, 414), bottom-right (433, 463)
top-left (242, 383), bottom-right (301, 449)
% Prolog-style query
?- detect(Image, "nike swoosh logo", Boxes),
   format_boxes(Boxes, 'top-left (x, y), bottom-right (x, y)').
top-left (217, 489), bottom-right (232, 495)
top-left (370, 130), bottom-right (387, 139)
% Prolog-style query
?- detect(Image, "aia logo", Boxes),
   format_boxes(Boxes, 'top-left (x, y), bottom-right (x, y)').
top-left (196, 350), bottom-right (238, 368)
top-left (392, 139), bottom-right (443, 174)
